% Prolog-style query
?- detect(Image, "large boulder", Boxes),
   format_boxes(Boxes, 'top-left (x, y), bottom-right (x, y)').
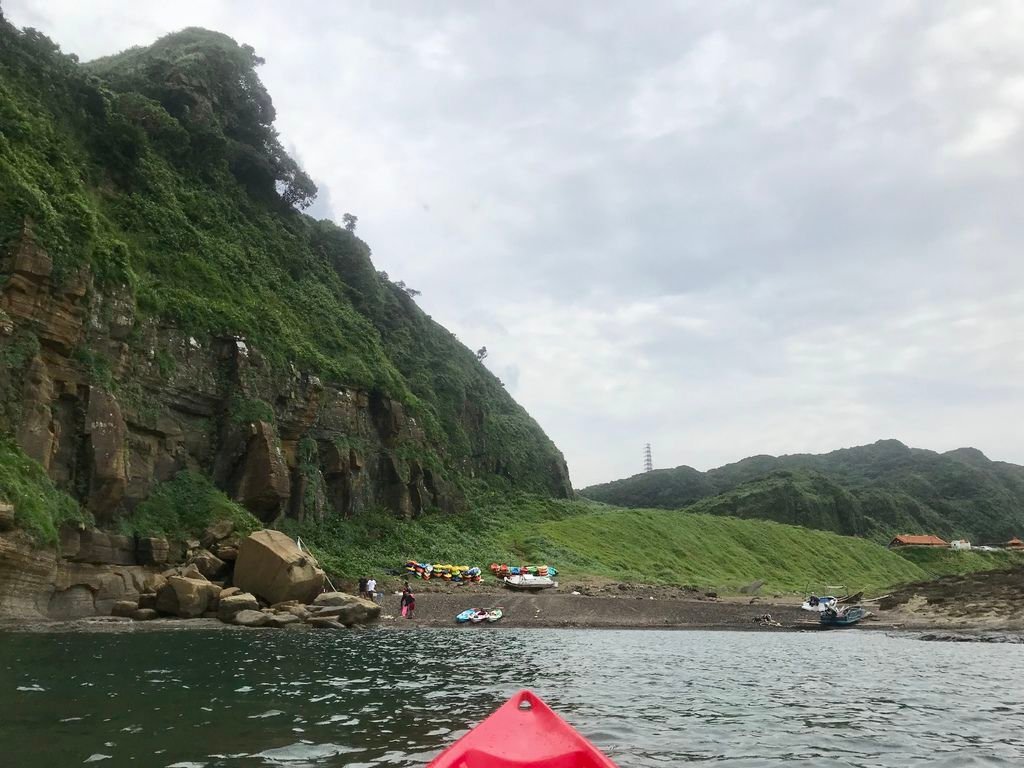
top-left (144, 573), bottom-right (167, 595)
top-left (218, 592), bottom-right (259, 623)
top-left (214, 542), bottom-right (239, 561)
top-left (233, 609), bottom-right (269, 627)
top-left (311, 592), bottom-right (380, 625)
top-left (179, 563), bottom-right (208, 582)
top-left (155, 576), bottom-right (211, 618)
top-left (200, 520), bottom-right (235, 550)
top-left (190, 549), bottom-right (226, 580)
top-left (110, 600), bottom-right (138, 618)
top-left (201, 582), bottom-right (222, 612)
top-left (233, 530), bottom-right (324, 605)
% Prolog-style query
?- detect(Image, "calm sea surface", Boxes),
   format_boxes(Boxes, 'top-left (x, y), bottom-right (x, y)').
top-left (1, 627), bottom-right (1023, 767)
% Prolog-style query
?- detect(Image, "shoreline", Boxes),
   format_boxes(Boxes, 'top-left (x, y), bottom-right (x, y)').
top-left (3, 591), bottom-right (1018, 638)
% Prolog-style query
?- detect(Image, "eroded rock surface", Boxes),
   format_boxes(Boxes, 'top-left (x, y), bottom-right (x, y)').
top-left (233, 530), bottom-right (324, 605)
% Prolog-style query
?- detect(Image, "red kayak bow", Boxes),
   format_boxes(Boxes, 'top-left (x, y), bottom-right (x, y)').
top-left (427, 689), bottom-right (618, 768)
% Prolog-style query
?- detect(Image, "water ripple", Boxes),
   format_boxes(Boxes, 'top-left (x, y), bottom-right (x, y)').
top-left (1, 629), bottom-right (1023, 766)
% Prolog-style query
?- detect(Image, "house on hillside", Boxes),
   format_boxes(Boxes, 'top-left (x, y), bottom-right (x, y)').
top-left (950, 540), bottom-right (972, 551)
top-left (1006, 537), bottom-right (1024, 550)
top-left (888, 534), bottom-right (949, 549)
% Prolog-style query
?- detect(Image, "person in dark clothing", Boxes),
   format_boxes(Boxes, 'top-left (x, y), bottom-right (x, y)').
top-left (400, 585), bottom-right (416, 619)
top-left (358, 577), bottom-right (368, 600)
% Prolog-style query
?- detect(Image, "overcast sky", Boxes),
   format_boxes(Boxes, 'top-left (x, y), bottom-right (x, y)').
top-left (7, 1), bottom-right (1023, 486)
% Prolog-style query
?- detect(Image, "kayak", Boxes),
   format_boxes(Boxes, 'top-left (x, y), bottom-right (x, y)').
top-left (486, 608), bottom-right (503, 623)
top-left (428, 689), bottom-right (617, 768)
top-left (455, 609), bottom-right (477, 623)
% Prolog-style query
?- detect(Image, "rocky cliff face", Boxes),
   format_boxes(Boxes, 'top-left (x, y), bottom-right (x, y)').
top-left (0, 19), bottom-right (572, 542)
top-left (1, 229), bottom-right (570, 528)
top-left (0, 530), bottom-right (160, 619)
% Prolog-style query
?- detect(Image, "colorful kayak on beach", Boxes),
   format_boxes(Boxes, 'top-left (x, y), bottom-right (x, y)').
top-left (427, 690), bottom-right (618, 768)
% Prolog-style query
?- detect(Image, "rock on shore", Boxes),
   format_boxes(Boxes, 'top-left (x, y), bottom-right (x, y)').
top-left (233, 530), bottom-right (324, 604)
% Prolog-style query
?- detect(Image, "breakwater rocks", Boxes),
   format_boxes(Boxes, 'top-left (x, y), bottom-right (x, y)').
top-left (0, 523), bottom-right (379, 629)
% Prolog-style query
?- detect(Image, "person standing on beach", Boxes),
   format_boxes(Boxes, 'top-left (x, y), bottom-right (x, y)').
top-left (366, 576), bottom-right (377, 603)
top-left (358, 576), bottom-right (368, 599)
top-left (400, 584), bottom-right (416, 619)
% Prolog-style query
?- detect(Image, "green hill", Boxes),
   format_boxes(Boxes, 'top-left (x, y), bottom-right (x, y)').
top-left (580, 440), bottom-right (1024, 543)
top-left (0, 17), bottom-right (569, 540)
top-left (290, 493), bottom-right (1022, 594)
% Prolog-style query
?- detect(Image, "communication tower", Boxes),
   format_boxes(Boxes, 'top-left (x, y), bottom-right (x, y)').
top-left (643, 443), bottom-right (653, 473)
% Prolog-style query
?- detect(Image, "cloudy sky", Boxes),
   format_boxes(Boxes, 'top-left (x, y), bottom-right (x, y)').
top-left (7, 1), bottom-right (1023, 486)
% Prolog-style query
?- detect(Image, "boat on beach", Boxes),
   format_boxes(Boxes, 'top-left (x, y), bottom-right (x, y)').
top-left (456, 608), bottom-right (504, 623)
top-left (801, 594), bottom-right (870, 627)
top-left (819, 605), bottom-right (869, 627)
top-left (503, 574), bottom-right (558, 591)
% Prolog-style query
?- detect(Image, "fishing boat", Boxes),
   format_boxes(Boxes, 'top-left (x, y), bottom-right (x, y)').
top-left (428, 689), bottom-right (617, 768)
top-left (801, 584), bottom-right (865, 604)
top-left (503, 574), bottom-right (558, 591)
top-left (820, 605), bottom-right (869, 627)
top-left (800, 595), bottom-right (838, 612)
top-left (800, 593), bottom-right (869, 628)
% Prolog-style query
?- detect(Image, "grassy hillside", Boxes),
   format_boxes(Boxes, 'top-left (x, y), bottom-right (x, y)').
top-left (580, 440), bottom-right (1024, 543)
top-left (6, 425), bottom-right (1018, 593)
top-left (894, 547), bottom-right (1024, 579)
top-left (0, 18), bottom-right (568, 498)
top-left (284, 494), bottom-right (1003, 594)
top-left (0, 436), bottom-right (88, 545)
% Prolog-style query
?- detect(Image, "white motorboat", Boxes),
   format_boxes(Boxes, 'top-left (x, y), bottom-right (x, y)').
top-left (502, 574), bottom-right (557, 591)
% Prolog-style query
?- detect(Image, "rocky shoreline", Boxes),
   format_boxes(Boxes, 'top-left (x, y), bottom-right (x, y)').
top-left (0, 523), bottom-right (382, 631)
top-left (7, 587), bottom-right (1016, 640)
top-left (4, 520), bottom-right (1023, 641)
top-left (4, 588), bottom-right (1023, 642)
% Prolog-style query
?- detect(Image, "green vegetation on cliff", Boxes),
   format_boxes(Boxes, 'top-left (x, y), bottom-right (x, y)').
top-left (117, 471), bottom-right (259, 539)
top-left (286, 495), bottom-right (997, 593)
top-left (580, 440), bottom-right (1024, 543)
top-left (0, 16), bottom-right (568, 499)
top-left (0, 437), bottom-right (88, 545)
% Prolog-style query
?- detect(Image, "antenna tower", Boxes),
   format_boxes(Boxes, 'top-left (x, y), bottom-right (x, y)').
top-left (643, 443), bottom-right (653, 473)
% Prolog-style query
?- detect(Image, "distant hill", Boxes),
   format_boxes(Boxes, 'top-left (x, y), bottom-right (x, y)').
top-left (579, 440), bottom-right (1024, 543)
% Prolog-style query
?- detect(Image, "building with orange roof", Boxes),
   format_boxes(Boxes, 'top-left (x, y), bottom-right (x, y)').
top-left (887, 534), bottom-right (949, 549)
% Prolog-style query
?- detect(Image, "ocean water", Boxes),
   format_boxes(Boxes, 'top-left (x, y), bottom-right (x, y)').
top-left (1, 627), bottom-right (1023, 767)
